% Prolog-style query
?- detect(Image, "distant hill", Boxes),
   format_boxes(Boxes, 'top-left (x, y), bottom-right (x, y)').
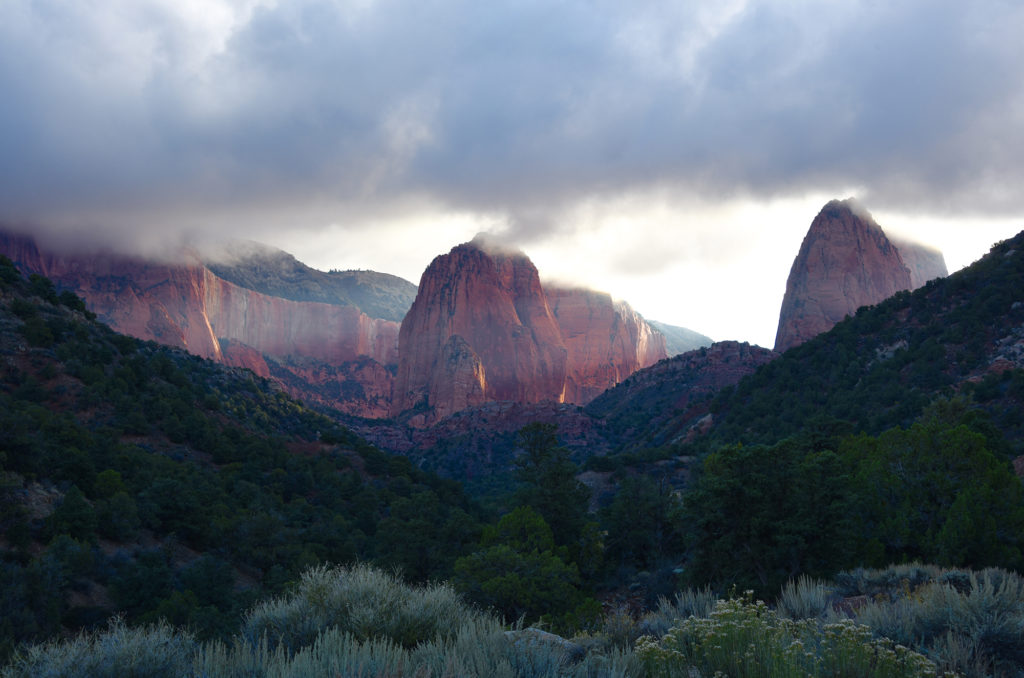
top-left (585, 341), bottom-right (777, 451)
top-left (202, 240), bottom-right (417, 322)
top-left (646, 320), bottom-right (712, 356)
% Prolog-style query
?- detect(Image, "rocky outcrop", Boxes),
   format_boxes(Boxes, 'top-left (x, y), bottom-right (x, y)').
top-left (890, 237), bottom-right (948, 289)
top-left (0, 231), bottom-right (400, 417)
top-left (392, 237), bottom-right (568, 422)
top-left (774, 199), bottom-right (943, 352)
top-left (547, 287), bottom-right (667, 404)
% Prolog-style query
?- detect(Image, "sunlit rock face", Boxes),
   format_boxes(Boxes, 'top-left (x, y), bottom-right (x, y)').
top-left (393, 237), bottom-right (671, 424)
top-left (0, 232), bottom-right (400, 417)
top-left (547, 286), bottom-right (667, 404)
top-left (392, 237), bottom-right (568, 422)
top-left (774, 199), bottom-right (945, 352)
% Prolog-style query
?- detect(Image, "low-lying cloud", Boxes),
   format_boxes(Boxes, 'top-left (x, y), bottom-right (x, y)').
top-left (1, 0), bottom-right (1022, 250)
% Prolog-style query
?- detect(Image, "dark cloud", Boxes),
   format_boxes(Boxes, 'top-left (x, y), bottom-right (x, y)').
top-left (1, 0), bottom-right (1021, 246)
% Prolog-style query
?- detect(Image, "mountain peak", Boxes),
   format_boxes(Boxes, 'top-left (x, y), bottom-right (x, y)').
top-left (775, 199), bottom-right (918, 352)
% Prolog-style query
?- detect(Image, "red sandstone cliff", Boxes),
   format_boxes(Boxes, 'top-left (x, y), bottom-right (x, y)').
top-left (0, 232), bottom-right (400, 416)
top-left (392, 237), bottom-right (568, 422)
top-left (774, 199), bottom-right (941, 352)
top-left (547, 287), bottom-right (667, 403)
top-left (393, 237), bottom-right (669, 423)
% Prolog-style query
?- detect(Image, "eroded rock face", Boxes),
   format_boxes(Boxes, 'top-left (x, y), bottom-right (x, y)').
top-left (0, 232), bottom-right (400, 417)
top-left (392, 238), bottom-right (568, 420)
top-left (547, 287), bottom-right (667, 404)
top-left (775, 199), bottom-right (934, 352)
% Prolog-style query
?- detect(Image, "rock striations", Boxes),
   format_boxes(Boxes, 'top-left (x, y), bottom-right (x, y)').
top-left (4, 231), bottom-right (673, 424)
top-left (774, 199), bottom-right (947, 352)
top-left (547, 286), bottom-right (667, 404)
top-left (0, 232), bottom-right (402, 417)
top-left (392, 237), bottom-right (667, 424)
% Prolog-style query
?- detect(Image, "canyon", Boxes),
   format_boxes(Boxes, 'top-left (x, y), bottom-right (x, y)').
top-left (1, 231), bottom-right (670, 423)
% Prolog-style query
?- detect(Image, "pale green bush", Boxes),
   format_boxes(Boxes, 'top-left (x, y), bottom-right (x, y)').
top-left (3, 563), bottom-right (640, 678)
top-left (1, 618), bottom-right (195, 678)
top-left (242, 563), bottom-right (493, 653)
top-left (638, 586), bottom-right (717, 638)
top-left (855, 569), bottom-right (1024, 677)
top-left (777, 575), bottom-right (834, 620)
top-left (637, 593), bottom-right (946, 678)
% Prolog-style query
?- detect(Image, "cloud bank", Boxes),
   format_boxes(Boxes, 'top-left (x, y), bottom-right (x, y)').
top-left (1, 0), bottom-right (1022, 249)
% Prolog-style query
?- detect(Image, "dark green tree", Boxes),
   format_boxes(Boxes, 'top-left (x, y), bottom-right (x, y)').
top-left (453, 507), bottom-right (587, 623)
top-left (842, 418), bottom-right (1024, 568)
top-left (682, 439), bottom-right (857, 595)
top-left (602, 475), bottom-right (684, 571)
top-left (513, 423), bottom-right (591, 550)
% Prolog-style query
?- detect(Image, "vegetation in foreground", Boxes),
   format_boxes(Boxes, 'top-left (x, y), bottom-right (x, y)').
top-left (11, 562), bottom-right (1024, 677)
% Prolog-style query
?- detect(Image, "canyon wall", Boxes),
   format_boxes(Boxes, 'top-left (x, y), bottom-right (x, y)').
top-left (0, 232), bottom-right (399, 416)
top-left (547, 286), bottom-right (667, 404)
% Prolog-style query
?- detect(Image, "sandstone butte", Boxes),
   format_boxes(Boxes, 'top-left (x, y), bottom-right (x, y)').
top-left (0, 232), bottom-right (400, 417)
top-left (774, 199), bottom-right (948, 353)
top-left (392, 236), bottom-right (667, 424)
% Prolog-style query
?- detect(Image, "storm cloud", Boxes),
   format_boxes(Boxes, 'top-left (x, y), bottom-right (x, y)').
top-left (2, 0), bottom-right (1022, 247)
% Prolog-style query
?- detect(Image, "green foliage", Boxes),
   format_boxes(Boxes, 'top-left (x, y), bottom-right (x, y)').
top-left (514, 423), bottom-right (591, 551)
top-left (637, 593), bottom-right (943, 678)
top-left (842, 418), bottom-right (1024, 568)
top-left (0, 255), bottom-right (20, 285)
top-left (601, 475), bottom-right (684, 572)
top-left (682, 438), bottom-right (858, 595)
top-left (454, 507), bottom-right (592, 625)
top-left (0, 270), bottom-right (484, 655)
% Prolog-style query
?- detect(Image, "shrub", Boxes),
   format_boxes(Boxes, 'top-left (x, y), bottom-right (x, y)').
top-left (777, 575), bottom-right (834, 620)
top-left (1, 618), bottom-right (195, 678)
top-left (638, 586), bottom-right (717, 638)
top-left (855, 568), bottom-right (1024, 677)
top-left (242, 562), bottom-right (495, 652)
top-left (637, 593), bottom-right (943, 678)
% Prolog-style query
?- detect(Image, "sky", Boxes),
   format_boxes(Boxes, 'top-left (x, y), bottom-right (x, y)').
top-left (1, 0), bottom-right (1022, 347)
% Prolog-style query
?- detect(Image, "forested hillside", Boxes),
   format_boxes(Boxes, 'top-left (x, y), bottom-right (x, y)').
top-left (701, 231), bottom-right (1024, 453)
top-left (0, 255), bottom-right (481, 658)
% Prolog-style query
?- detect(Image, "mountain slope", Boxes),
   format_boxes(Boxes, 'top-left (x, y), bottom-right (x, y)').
top-left (202, 240), bottom-right (416, 322)
top-left (709, 230), bottom-right (1024, 452)
top-left (0, 258), bottom-right (481, 654)
top-left (585, 341), bottom-right (778, 451)
top-left (775, 199), bottom-right (947, 351)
